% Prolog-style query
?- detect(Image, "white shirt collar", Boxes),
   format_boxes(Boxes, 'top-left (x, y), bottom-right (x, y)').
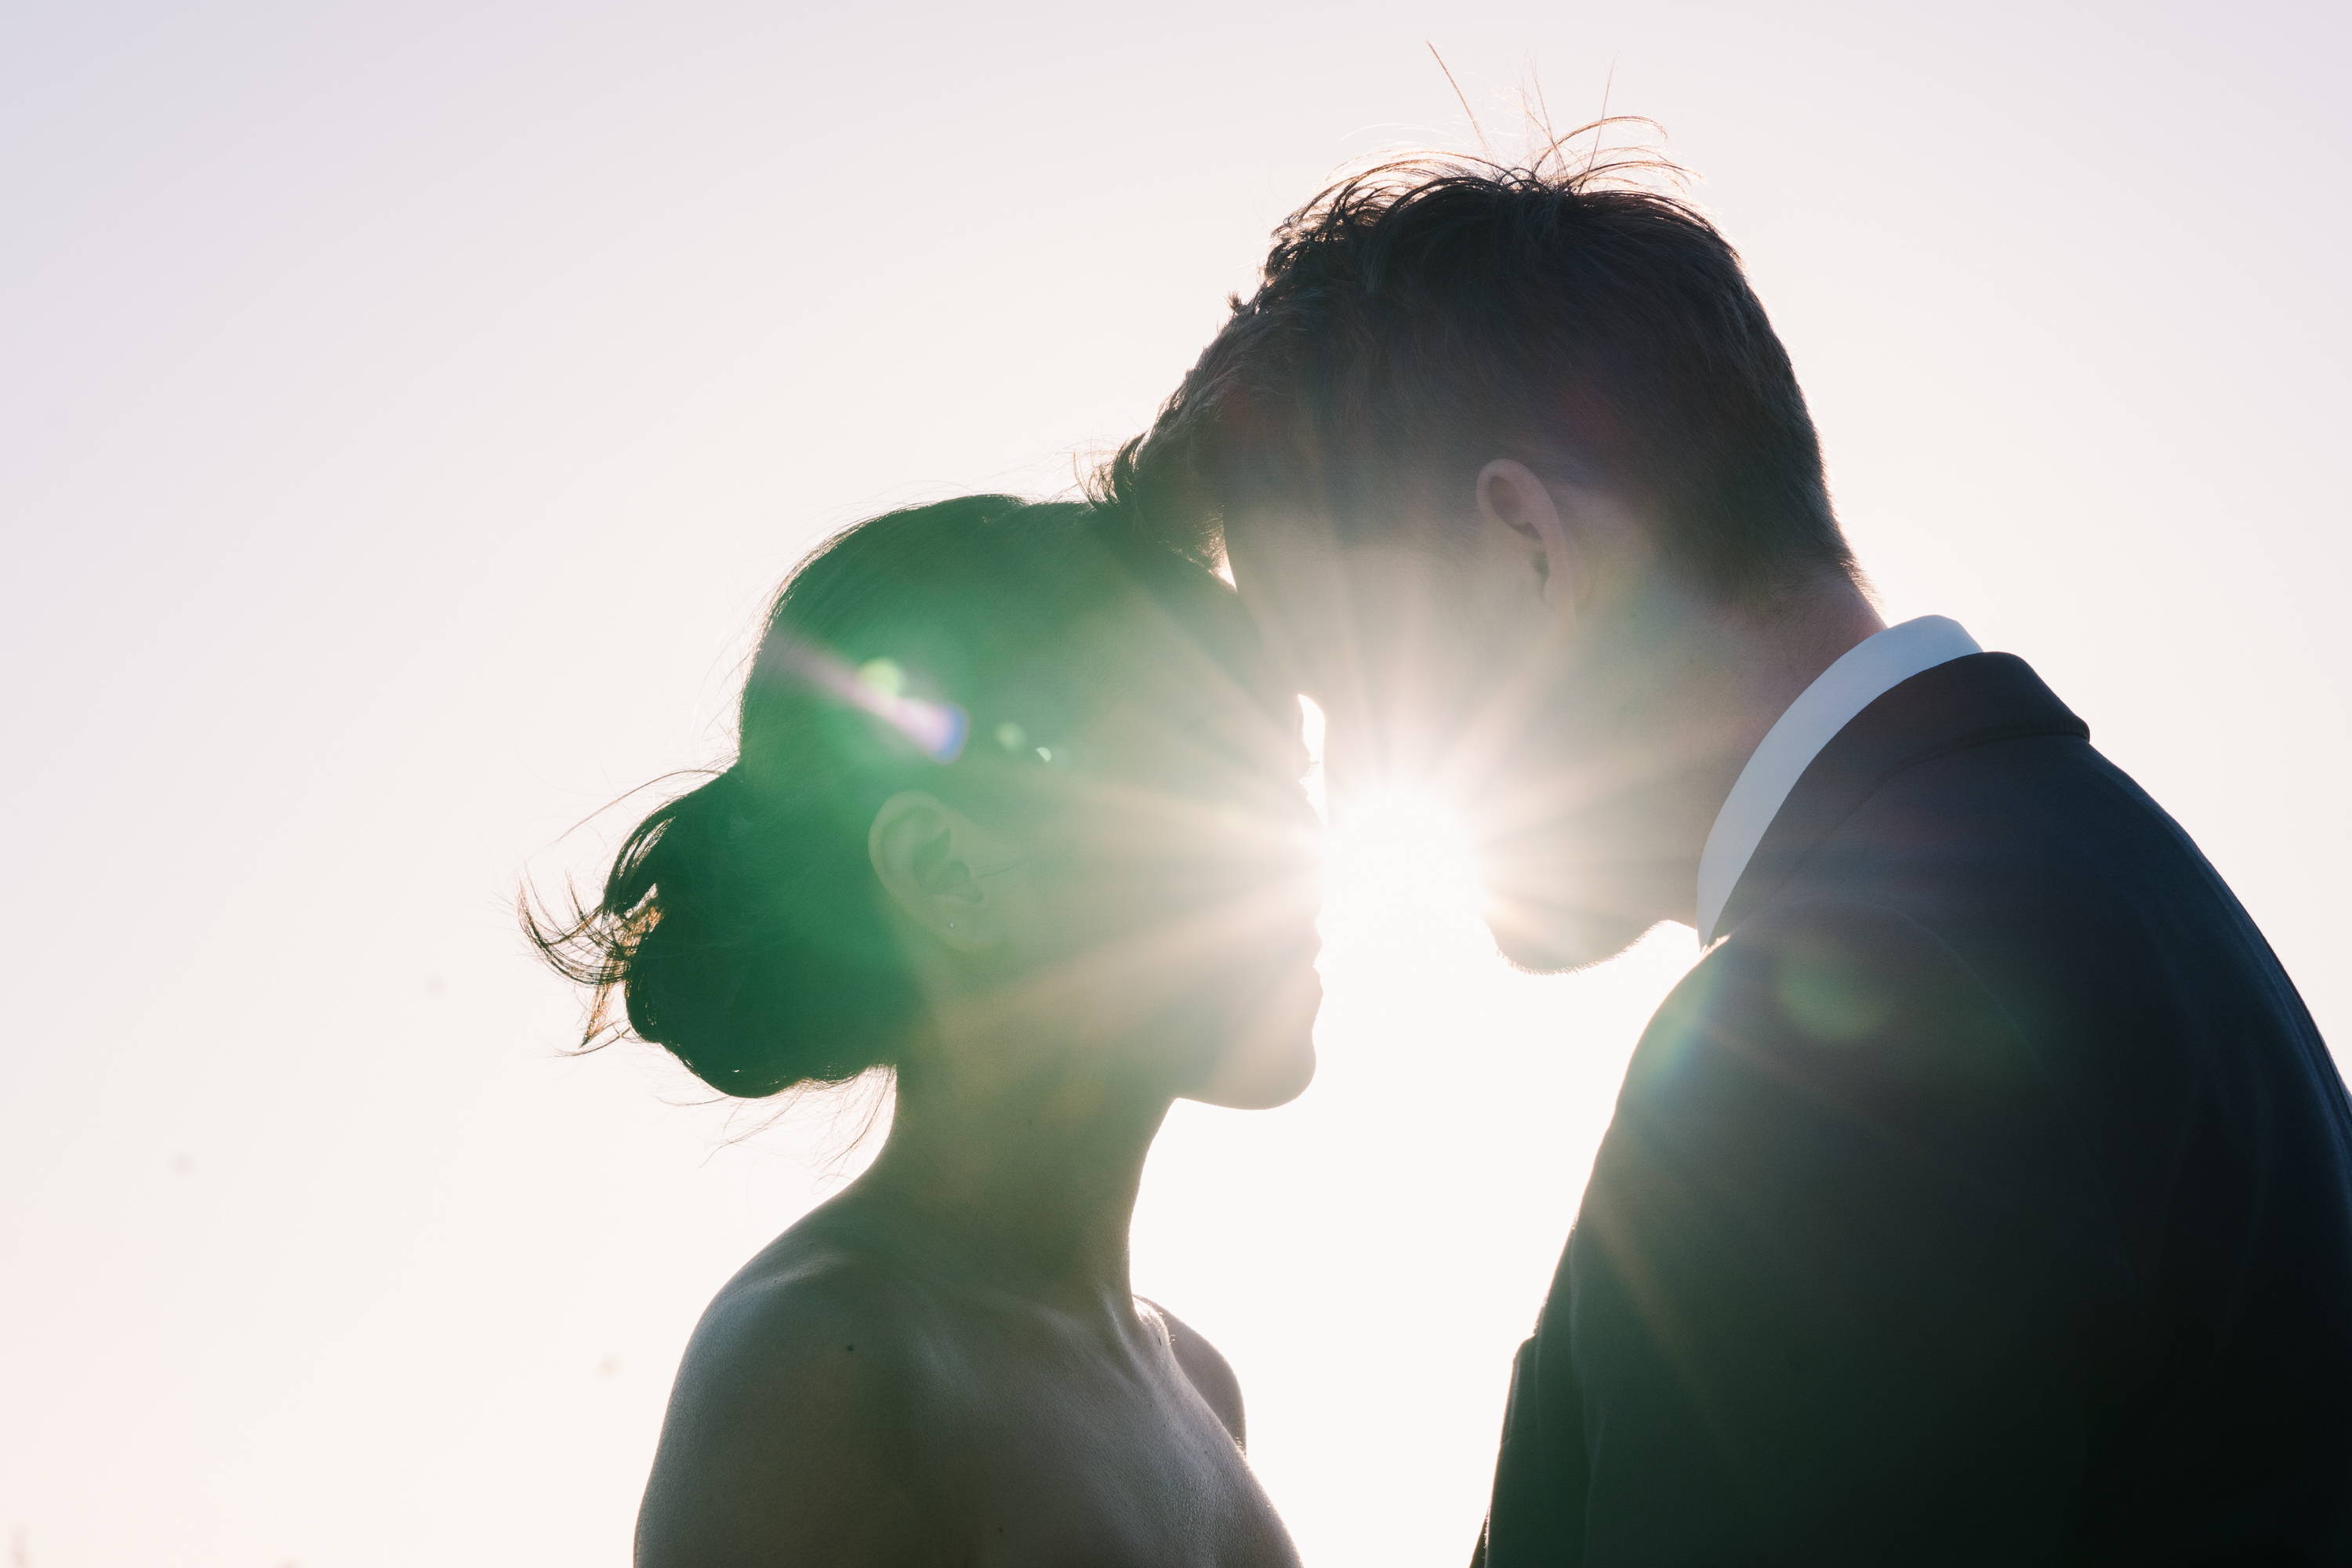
top-left (1694, 615), bottom-right (1981, 944)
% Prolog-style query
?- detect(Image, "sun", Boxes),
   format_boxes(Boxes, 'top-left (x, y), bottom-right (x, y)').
top-left (1299, 699), bottom-right (1488, 956)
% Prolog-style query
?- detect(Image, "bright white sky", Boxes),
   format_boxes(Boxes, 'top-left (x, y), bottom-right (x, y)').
top-left (5, 3), bottom-right (2349, 1564)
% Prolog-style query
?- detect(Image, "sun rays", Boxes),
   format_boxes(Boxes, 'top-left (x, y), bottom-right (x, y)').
top-left (1302, 697), bottom-right (1493, 968)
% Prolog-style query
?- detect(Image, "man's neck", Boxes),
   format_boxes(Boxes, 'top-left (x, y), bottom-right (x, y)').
top-left (1621, 576), bottom-right (1886, 926)
top-left (1708, 584), bottom-right (1888, 766)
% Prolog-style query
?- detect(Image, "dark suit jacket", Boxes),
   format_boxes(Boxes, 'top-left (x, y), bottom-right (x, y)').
top-left (1480, 653), bottom-right (2352, 1565)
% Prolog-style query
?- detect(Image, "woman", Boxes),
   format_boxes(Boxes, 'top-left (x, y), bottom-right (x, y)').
top-left (535, 496), bottom-right (1321, 1566)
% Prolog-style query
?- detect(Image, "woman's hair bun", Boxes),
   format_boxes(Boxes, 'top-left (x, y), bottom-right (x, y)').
top-left (526, 494), bottom-right (1270, 1098)
top-left (530, 754), bottom-right (915, 1097)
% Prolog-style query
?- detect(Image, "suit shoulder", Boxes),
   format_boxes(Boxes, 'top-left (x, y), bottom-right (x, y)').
top-left (1629, 896), bottom-right (2054, 1145)
top-left (1853, 734), bottom-right (2228, 914)
top-left (1821, 741), bottom-right (2317, 1065)
top-left (1671, 896), bottom-right (2010, 1050)
top-left (1610, 897), bottom-right (2124, 1275)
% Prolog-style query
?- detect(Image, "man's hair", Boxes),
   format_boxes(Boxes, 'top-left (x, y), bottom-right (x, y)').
top-left (1099, 137), bottom-right (1856, 601)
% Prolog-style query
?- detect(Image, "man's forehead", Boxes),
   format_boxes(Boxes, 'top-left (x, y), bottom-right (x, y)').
top-left (1224, 513), bottom-right (1461, 683)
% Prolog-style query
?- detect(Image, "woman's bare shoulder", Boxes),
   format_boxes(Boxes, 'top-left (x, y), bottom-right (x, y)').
top-left (696, 1218), bottom-right (924, 1357)
top-left (639, 1225), bottom-right (947, 1566)
top-left (1137, 1298), bottom-right (1248, 1448)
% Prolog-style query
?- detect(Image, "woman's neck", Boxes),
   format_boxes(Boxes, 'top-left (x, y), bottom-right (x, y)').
top-left (850, 1052), bottom-right (1169, 1318)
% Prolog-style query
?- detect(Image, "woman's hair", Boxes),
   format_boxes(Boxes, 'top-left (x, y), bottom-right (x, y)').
top-left (528, 495), bottom-right (1269, 1098)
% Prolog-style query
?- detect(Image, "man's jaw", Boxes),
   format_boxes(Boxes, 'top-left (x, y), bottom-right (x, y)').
top-left (1482, 887), bottom-right (1668, 976)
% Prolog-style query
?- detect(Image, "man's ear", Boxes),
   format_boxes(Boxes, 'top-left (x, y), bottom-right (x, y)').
top-left (867, 791), bottom-right (1018, 954)
top-left (1476, 459), bottom-right (1580, 616)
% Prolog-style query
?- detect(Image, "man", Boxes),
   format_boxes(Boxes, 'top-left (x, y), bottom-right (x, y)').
top-left (1104, 151), bottom-right (2352, 1562)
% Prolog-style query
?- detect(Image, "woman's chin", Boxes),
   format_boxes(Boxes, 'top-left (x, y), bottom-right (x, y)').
top-left (1163, 960), bottom-right (1321, 1109)
top-left (1190, 1036), bottom-right (1318, 1109)
top-left (1192, 971), bottom-right (1322, 1107)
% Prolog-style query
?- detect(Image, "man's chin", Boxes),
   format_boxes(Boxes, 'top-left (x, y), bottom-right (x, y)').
top-left (1485, 908), bottom-right (1661, 976)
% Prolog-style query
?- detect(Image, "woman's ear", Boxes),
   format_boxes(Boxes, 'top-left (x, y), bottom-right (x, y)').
top-left (867, 791), bottom-right (1020, 953)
